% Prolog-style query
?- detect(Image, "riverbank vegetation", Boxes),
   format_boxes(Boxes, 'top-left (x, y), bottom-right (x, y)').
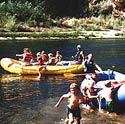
top-left (0, 0), bottom-right (125, 39)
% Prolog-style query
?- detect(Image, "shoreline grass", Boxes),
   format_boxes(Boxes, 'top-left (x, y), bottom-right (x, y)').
top-left (0, 29), bottom-right (125, 41)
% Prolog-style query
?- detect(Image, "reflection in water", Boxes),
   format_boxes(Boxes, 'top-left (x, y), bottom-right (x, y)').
top-left (0, 74), bottom-right (83, 124)
top-left (0, 74), bottom-right (71, 100)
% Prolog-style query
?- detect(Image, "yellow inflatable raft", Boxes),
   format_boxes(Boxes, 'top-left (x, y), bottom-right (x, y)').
top-left (0, 58), bottom-right (84, 75)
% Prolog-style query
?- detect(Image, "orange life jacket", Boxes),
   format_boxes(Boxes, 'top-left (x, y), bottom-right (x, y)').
top-left (37, 57), bottom-right (44, 65)
top-left (42, 54), bottom-right (48, 63)
top-left (23, 52), bottom-right (33, 63)
top-left (48, 57), bottom-right (56, 65)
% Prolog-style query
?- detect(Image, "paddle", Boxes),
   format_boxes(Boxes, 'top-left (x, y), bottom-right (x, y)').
top-left (107, 68), bottom-right (115, 81)
top-left (63, 72), bottom-right (96, 78)
top-left (94, 63), bottom-right (104, 74)
top-left (107, 65), bottom-right (115, 79)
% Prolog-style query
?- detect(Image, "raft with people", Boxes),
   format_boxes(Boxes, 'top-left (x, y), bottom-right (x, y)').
top-left (80, 69), bottom-right (125, 113)
top-left (0, 57), bottom-right (85, 75)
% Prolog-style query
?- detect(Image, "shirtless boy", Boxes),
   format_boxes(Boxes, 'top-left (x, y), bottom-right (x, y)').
top-left (54, 83), bottom-right (84, 124)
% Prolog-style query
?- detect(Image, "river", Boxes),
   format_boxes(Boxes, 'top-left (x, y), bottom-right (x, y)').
top-left (0, 39), bottom-right (125, 124)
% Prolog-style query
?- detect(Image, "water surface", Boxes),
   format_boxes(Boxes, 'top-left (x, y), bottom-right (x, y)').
top-left (0, 39), bottom-right (125, 124)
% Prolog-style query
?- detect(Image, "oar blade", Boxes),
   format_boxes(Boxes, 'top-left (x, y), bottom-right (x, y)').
top-left (63, 73), bottom-right (75, 78)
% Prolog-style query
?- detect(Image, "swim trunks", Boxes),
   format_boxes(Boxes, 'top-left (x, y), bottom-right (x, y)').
top-left (106, 100), bottom-right (113, 113)
top-left (67, 107), bottom-right (81, 118)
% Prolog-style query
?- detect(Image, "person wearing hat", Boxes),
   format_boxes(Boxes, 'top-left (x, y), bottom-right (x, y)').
top-left (72, 44), bottom-right (85, 64)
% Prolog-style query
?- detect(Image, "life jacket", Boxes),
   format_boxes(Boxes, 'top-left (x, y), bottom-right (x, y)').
top-left (85, 59), bottom-right (95, 73)
top-left (37, 57), bottom-right (44, 65)
top-left (42, 54), bottom-right (48, 63)
top-left (23, 52), bottom-right (33, 63)
top-left (75, 50), bottom-right (84, 63)
top-left (48, 57), bottom-right (56, 65)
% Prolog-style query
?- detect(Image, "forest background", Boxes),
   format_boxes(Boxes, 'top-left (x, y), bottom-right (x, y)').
top-left (0, 0), bottom-right (125, 39)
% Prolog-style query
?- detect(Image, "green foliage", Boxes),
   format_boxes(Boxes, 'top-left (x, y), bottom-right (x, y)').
top-left (43, 0), bottom-right (89, 17)
top-left (0, 2), bottom-right (6, 16)
top-left (89, 5), bottom-right (101, 17)
top-left (83, 24), bottom-right (101, 31)
top-left (0, 0), bottom-right (44, 22)
top-left (0, 15), bottom-right (7, 28)
top-left (99, 5), bottom-right (113, 17)
top-left (5, 14), bottom-right (17, 31)
top-left (0, 31), bottom-right (79, 38)
top-left (0, 13), bottom-right (17, 31)
top-left (115, 33), bottom-right (124, 36)
top-left (0, 0), bottom-right (124, 33)
top-left (104, 16), bottom-right (122, 29)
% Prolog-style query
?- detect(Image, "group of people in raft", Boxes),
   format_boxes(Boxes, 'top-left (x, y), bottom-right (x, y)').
top-left (16, 44), bottom-right (103, 73)
top-left (16, 48), bottom-right (62, 66)
top-left (16, 45), bottom-right (122, 124)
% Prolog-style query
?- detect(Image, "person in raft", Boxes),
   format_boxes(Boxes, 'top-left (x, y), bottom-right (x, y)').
top-left (47, 53), bottom-right (56, 65)
top-left (72, 45), bottom-right (85, 64)
top-left (55, 50), bottom-right (62, 63)
top-left (33, 52), bottom-right (44, 65)
top-left (84, 53), bottom-right (103, 73)
top-left (98, 81), bottom-right (121, 114)
top-left (80, 74), bottom-right (98, 112)
top-left (54, 83), bottom-right (84, 124)
top-left (41, 50), bottom-right (48, 64)
top-left (16, 48), bottom-right (33, 65)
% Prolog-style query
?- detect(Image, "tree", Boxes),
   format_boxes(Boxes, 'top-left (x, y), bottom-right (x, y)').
top-left (43, 0), bottom-right (89, 17)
